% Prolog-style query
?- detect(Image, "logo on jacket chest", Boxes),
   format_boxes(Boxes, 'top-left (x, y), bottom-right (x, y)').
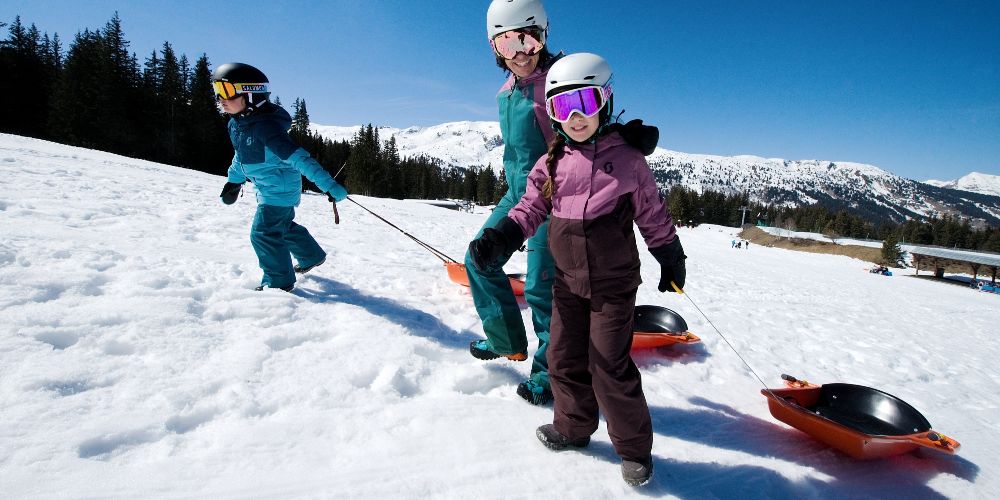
top-left (602, 162), bottom-right (614, 174)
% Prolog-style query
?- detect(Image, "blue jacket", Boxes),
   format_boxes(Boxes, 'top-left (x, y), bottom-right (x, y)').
top-left (226, 103), bottom-right (340, 207)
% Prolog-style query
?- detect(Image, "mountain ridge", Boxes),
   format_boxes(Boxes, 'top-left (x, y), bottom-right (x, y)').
top-left (311, 121), bottom-right (1000, 226)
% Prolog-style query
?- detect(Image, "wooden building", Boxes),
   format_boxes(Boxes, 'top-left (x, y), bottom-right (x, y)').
top-left (907, 245), bottom-right (1000, 285)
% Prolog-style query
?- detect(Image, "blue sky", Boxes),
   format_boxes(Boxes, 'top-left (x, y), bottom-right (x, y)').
top-left (5, 0), bottom-right (998, 181)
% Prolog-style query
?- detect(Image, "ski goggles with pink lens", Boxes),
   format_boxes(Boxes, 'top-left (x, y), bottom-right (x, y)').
top-left (490, 28), bottom-right (545, 60)
top-left (546, 83), bottom-right (612, 123)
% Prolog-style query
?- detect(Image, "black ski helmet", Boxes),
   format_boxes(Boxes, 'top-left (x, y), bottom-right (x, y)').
top-left (212, 62), bottom-right (271, 110)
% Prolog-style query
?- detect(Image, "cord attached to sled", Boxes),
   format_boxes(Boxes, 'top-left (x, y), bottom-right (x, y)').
top-left (671, 281), bottom-right (770, 392)
top-left (346, 197), bottom-right (459, 264)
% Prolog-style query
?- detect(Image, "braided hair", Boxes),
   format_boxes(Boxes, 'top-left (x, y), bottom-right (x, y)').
top-left (541, 133), bottom-right (566, 201)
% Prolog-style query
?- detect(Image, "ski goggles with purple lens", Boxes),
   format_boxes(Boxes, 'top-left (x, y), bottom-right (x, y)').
top-left (545, 84), bottom-right (612, 123)
top-left (490, 28), bottom-right (545, 60)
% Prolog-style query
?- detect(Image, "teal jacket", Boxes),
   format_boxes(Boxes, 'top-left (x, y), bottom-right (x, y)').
top-left (226, 103), bottom-right (341, 207)
top-left (496, 59), bottom-right (558, 202)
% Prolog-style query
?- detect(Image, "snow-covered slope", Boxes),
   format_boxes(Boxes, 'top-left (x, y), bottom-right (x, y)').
top-left (311, 121), bottom-right (504, 170)
top-left (925, 172), bottom-right (1000, 198)
top-left (2, 133), bottom-right (995, 498)
top-left (312, 121), bottom-right (1000, 225)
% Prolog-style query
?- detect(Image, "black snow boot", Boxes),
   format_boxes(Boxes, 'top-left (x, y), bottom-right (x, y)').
top-left (535, 424), bottom-right (589, 451)
top-left (294, 257), bottom-right (326, 274)
top-left (517, 379), bottom-right (553, 405)
top-left (254, 284), bottom-right (294, 292)
top-left (621, 457), bottom-right (654, 486)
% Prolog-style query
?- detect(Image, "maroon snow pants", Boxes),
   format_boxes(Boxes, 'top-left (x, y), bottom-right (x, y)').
top-left (548, 280), bottom-right (653, 462)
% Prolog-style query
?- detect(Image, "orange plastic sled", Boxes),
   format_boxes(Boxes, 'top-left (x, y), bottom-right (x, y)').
top-left (761, 375), bottom-right (960, 459)
top-left (445, 262), bottom-right (525, 296)
top-left (632, 305), bottom-right (701, 349)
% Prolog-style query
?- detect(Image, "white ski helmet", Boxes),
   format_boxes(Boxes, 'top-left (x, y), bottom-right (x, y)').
top-left (486, 0), bottom-right (548, 40)
top-left (544, 53), bottom-right (613, 98)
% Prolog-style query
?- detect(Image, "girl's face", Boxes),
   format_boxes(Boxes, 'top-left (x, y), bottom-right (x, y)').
top-left (504, 51), bottom-right (540, 78)
top-left (219, 95), bottom-right (247, 115)
top-left (563, 112), bottom-right (600, 143)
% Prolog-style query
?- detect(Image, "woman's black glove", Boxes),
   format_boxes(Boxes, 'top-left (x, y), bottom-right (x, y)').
top-left (468, 217), bottom-right (525, 272)
top-left (649, 237), bottom-right (686, 292)
top-left (220, 182), bottom-right (243, 205)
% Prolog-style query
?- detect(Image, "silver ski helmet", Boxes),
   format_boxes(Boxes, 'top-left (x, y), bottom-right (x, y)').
top-left (212, 62), bottom-right (270, 110)
top-left (487, 0), bottom-right (548, 40)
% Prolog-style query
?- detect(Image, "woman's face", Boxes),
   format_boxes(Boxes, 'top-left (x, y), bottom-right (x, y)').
top-left (563, 112), bottom-right (600, 143)
top-left (504, 51), bottom-right (540, 78)
top-left (219, 95), bottom-right (247, 115)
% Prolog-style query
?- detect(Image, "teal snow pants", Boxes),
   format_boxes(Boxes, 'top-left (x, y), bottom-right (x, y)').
top-left (464, 194), bottom-right (555, 387)
top-left (250, 204), bottom-right (326, 289)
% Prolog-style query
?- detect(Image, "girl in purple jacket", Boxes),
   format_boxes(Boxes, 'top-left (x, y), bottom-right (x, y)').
top-left (469, 53), bottom-right (686, 487)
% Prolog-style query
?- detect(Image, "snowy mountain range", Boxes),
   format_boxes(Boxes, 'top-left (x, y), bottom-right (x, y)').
top-left (925, 172), bottom-right (1000, 198)
top-left (311, 121), bottom-right (1000, 226)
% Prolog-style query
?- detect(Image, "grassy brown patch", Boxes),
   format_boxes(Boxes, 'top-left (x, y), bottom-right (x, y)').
top-left (739, 226), bottom-right (884, 264)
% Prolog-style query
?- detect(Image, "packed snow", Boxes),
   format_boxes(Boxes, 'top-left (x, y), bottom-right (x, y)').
top-left (1, 133), bottom-right (997, 498)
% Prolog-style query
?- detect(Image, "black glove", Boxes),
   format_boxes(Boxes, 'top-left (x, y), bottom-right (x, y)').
top-left (220, 182), bottom-right (243, 205)
top-left (650, 237), bottom-right (686, 293)
top-left (615, 119), bottom-right (659, 156)
top-left (468, 217), bottom-right (525, 272)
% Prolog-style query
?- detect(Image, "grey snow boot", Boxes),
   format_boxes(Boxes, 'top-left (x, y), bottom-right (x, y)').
top-left (621, 457), bottom-right (654, 486)
top-left (535, 424), bottom-right (589, 450)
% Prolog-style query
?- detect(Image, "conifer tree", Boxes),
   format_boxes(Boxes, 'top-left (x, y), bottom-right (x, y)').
top-left (291, 98), bottom-right (310, 133)
top-left (188, 54), bottom-right (231, 173)
top-left (881, 233), bottom-right (902, 265)
top-left (50, 29), bottom-right (110, 147)
top-left (476, 166), bottom-right (495, 205)
top-left (1, 18), bottom-right (53, 137)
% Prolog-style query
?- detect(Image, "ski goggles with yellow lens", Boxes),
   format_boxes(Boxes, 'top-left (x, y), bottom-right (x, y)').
top-left (490, 28), bottom-right (545, 60)
top-left (213, 81), bottom-right (268, 100)
top-left (545, 84), bottom-right (612, 123)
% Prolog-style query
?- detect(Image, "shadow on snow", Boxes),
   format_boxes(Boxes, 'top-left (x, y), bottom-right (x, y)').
top-left (294, 275), bottom-right (480, 351)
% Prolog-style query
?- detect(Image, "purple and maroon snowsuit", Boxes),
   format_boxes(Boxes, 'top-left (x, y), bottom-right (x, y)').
top-left (507, 131), bottom-right (677, 462)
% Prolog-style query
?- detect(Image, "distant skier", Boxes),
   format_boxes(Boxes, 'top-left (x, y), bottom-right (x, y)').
top-left (464, 0), bottom-right (561, 406)
top-left (731, 239), bottom-right (736, 248)
top-left (469, 53), bottom-right (686, 487)
top-left (214, 62), bottom-right (347, 292)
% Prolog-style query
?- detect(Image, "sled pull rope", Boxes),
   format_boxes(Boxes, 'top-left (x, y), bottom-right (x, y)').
top-left (346, 197), bottom-right (459, 264)
top-left (671, 281), bottom-right (770, 392)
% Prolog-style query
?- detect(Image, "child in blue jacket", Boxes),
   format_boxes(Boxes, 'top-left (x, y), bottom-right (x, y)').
top-left (214, 62), bottom-right (347, 291)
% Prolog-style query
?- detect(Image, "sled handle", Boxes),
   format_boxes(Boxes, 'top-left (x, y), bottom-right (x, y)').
top-left (907, 430), bottom-right (960, 454)
top-left (780, 374), bottom-right (815, 388)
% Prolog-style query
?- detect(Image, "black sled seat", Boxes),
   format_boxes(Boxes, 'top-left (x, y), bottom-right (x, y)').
top-left (810, 383), bottom-right (931, 436)
top-left (634, 305), bottom-right (688, 334)
top-left (631, 305), bottom-right (699, 349)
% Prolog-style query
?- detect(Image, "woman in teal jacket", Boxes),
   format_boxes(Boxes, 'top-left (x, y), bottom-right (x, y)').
top-left (214, 63), bottom-right (347, 292)
top-left (465, 0), bottom-right (559, 405)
